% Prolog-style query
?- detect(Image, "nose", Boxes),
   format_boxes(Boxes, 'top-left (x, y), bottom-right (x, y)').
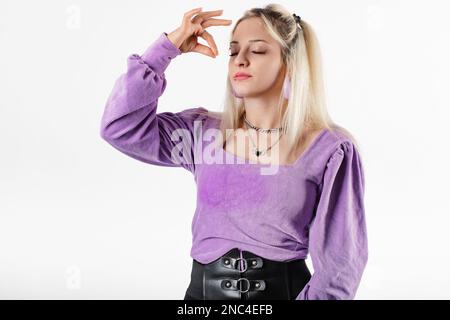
top-left (233, 51), bottom-right (249, 68)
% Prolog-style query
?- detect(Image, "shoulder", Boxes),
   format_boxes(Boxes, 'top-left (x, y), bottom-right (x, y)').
top-left (188, 107), bottom-right (223, 131)
top-left (326, 125), bottom-right (360, 153)
top-left (325, 125), bottom-right (364, 165)
top-left (305, 125), bottom-right (355, 158)
top-left (180, 106), bottom-right (221, 120)
top-left (173, 107), bottom-right (223, 146)
top-left (174, 106), bottom-right (222, 127)
top-left (302, 124), bottom-right (363, 181)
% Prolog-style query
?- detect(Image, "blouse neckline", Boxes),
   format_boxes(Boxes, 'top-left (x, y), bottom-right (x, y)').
top-left (218, 127), bottom-right (328, 168)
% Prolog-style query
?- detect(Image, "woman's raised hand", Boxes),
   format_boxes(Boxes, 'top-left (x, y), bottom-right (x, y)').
top-left (166, 7), bottom-right (232, 58)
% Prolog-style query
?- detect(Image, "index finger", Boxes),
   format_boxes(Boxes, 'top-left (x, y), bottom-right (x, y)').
top-left (197, 9), bottom-right (224, 20)
top-left (183, 7), bottom-right (203, 21)
top-left (193, 10), bottom-right (227, 24)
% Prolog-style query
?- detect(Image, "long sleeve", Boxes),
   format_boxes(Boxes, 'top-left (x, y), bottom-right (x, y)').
top-left (295, 140), bottom-right (368, 300)
top-left (99, 32), bottom-right (208, 174)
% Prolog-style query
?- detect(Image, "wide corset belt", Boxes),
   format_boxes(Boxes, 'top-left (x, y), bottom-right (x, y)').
top-left (187, 247), bottom-right (311, 300)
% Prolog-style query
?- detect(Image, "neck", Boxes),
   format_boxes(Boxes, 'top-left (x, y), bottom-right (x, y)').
top-left (243, 96), bottom-right (288, 130)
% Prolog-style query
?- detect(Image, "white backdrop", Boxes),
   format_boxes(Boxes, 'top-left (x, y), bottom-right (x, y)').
top-left (1, 0), bottom-right (449, 299)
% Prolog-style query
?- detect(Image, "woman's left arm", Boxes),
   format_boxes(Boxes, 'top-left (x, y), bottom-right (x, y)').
top-left (296, 140), bottom-right (368, 300)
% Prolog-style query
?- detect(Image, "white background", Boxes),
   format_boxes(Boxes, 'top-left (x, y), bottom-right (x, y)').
top-left (1, 0), bottom-right (449, 299)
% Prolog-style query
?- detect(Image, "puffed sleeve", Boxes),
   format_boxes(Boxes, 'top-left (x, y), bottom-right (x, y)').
top-left (99, 32), bottom-right (208, 174)
top-left (295, 140), bottom-right (368, 300)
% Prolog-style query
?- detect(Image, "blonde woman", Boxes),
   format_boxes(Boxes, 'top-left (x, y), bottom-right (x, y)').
top-left (100, 4), bottom-right (368, 300)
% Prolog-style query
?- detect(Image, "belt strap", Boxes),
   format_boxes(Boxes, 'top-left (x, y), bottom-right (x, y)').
top-left (220, 256), bottom-right (264, 272)
top-left (220, 278), bottom-right (266, 293)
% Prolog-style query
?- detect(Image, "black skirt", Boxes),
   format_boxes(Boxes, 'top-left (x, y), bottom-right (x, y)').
top-left (184, 248), bottom-right (311, 300)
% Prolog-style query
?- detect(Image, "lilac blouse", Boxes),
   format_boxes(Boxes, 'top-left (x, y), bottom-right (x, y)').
top-left (99, 32), bottom-right (368, 300)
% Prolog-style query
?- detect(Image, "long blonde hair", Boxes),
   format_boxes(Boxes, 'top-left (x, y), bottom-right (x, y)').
top-left (198, 3), bottom-right (362, 159)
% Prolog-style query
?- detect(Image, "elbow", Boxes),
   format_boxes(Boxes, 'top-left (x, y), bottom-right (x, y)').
top-left (99, 121), bottom-right (119, 145)
top-left (100, 121), bottom-right (111, 140)
top-left (99, 114), bottom-right (127, 144)
top-left (99, 124), bottom-right (108, 141)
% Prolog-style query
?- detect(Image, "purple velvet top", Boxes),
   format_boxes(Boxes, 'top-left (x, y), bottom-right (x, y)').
top-left (99, 32), bottom-right (368, 300)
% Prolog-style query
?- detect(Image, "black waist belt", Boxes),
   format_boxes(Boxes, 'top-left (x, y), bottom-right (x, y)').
top-left (184, 247), bottom-right (311, 300)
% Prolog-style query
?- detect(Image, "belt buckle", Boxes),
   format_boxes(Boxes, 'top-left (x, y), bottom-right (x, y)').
top-left (234, 257), bottom-right (248, 272)
top-left (236, 277), bottom-right (250, 293)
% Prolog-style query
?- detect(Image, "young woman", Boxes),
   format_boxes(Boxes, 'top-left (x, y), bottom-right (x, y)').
top-left (100, 4), bottom-right (368, 300)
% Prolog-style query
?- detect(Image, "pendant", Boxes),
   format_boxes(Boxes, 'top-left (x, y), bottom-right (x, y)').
top-left (252, 147), bottom-right (264, 157)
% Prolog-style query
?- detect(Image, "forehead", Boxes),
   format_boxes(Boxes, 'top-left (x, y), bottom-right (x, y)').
top-left (230, 17), bottom-right (273, 45)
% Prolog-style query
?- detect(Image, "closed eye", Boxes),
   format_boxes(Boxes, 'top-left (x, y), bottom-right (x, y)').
top-left (229, 52), bottom-right (266, 56)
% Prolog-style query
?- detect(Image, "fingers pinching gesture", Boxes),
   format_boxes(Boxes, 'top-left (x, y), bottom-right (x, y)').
top-left (167, 8), bottom-right (232, 58)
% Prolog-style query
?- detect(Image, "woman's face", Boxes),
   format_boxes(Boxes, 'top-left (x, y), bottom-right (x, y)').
top-left (228, 17), bottom-right (285, 98)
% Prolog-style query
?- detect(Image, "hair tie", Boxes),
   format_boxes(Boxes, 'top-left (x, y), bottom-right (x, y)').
top-left (292, 13), bottom-right (303, 30)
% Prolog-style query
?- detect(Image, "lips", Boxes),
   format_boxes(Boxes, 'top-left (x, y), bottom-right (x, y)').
top-left (234, 75), bottom-right (252, 80)
top-left (234, 72), bottom-right (252, 80)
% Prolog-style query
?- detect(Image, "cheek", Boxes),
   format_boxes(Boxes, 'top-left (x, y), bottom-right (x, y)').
top-left (254, 55), bottom-right (281, 75)
top-left (255, 62), bottom-right (282, 86)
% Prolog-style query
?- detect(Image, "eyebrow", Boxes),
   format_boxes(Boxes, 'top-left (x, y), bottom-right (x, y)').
top-left (229, 39), bottom-right (269, 45)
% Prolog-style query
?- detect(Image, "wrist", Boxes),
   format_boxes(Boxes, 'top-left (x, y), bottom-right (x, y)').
top-left (166, 29), bottom-right (185, 50)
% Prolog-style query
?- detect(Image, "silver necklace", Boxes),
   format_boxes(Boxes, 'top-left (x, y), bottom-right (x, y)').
top-left (243, 114), bottom-right (283, 133)
top-left (245, 122), bottom-right (283, 157)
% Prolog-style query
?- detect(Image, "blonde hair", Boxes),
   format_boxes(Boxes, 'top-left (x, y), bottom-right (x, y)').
top-left (198, 3), bottom-right (362, 159)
